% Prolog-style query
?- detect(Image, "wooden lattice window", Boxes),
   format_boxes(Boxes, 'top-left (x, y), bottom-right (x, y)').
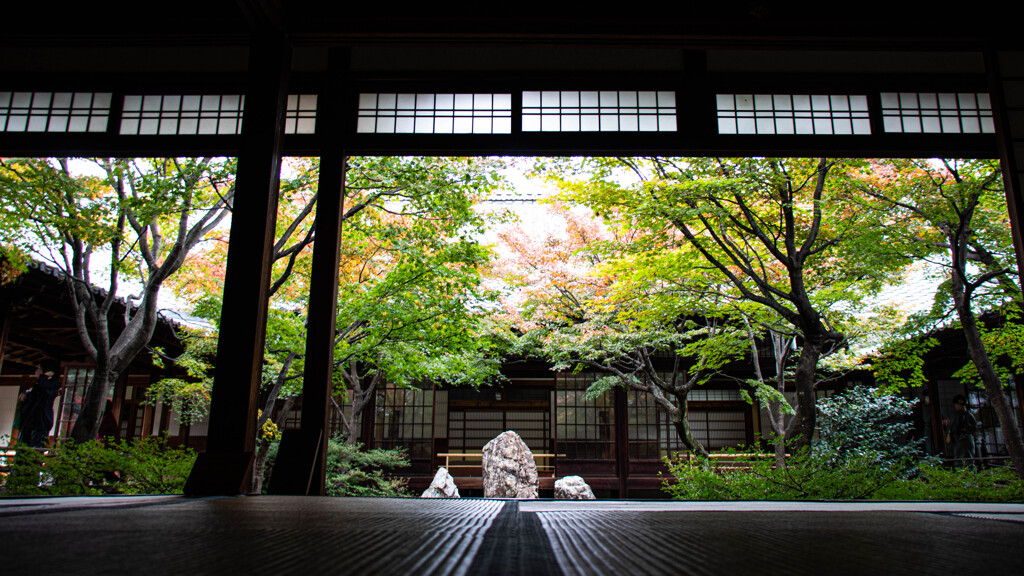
top-left (373, 385), bottom-right (434, 460)
top-left (285, 94), bottom-right (318, 134)
top-left (522, 90), bottom-right (677, 132)
top-left (119, 94), bottom-right (245, 135)
top-left (0, 91), bottom-right (111, 133)
top-left (881, 92), bottom-right (994, 134)
top-left (556, 373), bottom-right (615, 460)
top-left (55, 367), bottom-right (91, 438)
top-left (630, 384), bottom-right (749, 459)
top-left (357, 93), bottom-right (512, 134)
top-left (716, 94), bottom-right (871, 135)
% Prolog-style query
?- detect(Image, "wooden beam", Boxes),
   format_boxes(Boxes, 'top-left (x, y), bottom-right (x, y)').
top-left (0, 67), bottom-right (1002, 160)
top-left (614, 386), bottom-right (629, 498)
top-left (0, 312), bottom-right (8, 373)
top-left (185, 32), bottom-right (290, 496)
top-left (271, 48), bottom-right (350, 496)
top-left (987, 49), bottom-right (1024, 294)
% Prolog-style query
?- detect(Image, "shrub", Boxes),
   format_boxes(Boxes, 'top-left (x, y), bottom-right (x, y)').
top-left (873, 462), bottom-right (1024, 502)
top-left (663, 442), bottom-right (1024, 502)
top-left (112, 437), bottom-right (197, 493)
top-left (814, 386), bottom-right (920, 474)
top-left (663, 447), bottom-right (911, 501)
top-left (324, 438), bottom-right (411, 497)
top-left (664, 388), bottom-right (998, 501)
top-left (661, 456), bottom-right (742, 501)
top-left (1, 437), bottom-right (196, 496)
top-left (261, 437), bottom-right (412, 497)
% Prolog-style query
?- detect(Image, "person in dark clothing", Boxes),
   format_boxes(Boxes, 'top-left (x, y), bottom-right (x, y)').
top-left (18, 361), bottom-right (62, 448)
top-left (945, 394), bottom-right (978, 467)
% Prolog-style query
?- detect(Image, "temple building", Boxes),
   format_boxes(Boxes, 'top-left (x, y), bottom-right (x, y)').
top-left (2, 4), bottom-right (1023, 495)
top-left (0, 260), bottom-right (192, 447)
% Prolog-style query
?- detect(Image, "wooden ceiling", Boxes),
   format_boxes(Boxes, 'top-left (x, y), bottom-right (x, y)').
top-left (3, 3), bottom-right (1014, 48)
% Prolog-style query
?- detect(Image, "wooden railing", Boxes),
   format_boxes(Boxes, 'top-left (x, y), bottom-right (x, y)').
top-left (0, 444), bottom-right (40, 476)
top-left (437, 453), bottom-right (565, 477)
top-left (0, 445), bottom-right (15, 474)
top-left (676, 452), bottom-right (790, 470)
top-left (679, 453), bottom-right (1011, 471)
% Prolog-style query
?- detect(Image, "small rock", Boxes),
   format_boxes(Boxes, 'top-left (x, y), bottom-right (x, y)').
top-left (421, 467), bottom-right (461, 498)
top-left (482, 431), bottom-right (538, 499)
top-left (554, 476), bottom-right (595, 500)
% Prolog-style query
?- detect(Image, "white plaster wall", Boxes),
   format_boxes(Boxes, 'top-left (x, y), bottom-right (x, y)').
top-left (0, 387), bottom-right (20, 442)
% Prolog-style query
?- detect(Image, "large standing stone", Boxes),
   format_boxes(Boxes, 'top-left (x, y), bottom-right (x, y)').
top-left (481, 431), bottom-right (538, 499)
top-left (421, 467), bottom-right (461, 498)
top-left (554, 476), bottom-right (596, 500)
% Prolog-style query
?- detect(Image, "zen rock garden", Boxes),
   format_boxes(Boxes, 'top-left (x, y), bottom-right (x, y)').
top-left (420, 430), bottom-right (595, 499)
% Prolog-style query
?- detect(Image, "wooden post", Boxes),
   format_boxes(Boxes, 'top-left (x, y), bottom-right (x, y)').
top-left (361, 387), bottom-right (376, 445)
top-left (270, 48), bottom-right (349, 496)
top-left (614, 386), bottom-right (629, 498)
top-left (184, 33), bottom-right (290, 496)
top-left (927, 379), bottom-right (944, 456)
top-left (550, 377), bottom-right (558, 478)
top-left (0, 312), bottom-right (8, 373)
top-left (987, 49), bottom-right (1024, 293)
top-left (1015, 377), bottom-right (1024, 436)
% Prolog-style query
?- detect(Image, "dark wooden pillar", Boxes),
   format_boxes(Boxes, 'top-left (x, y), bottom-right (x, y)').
top-left (1015, 376), bottom-right (1024, 434)
top-left (987, 49), bottom-right (1024, 292)
top-left (270, 48), bottom-right (349, 496)
top-left (0, 311), bottom-right (9, 373)
top-left (614, 386), bottom-right (629, 498)
top-left (184, 33), bottom-right (290, 496)
top-left (998, 143), bottom-right (1024, 293)
top-left (987, 49), bottom-right (1024, 440)
top-left (361, 388), bottom-right (376, 445)
top-left (926, 378), bottom-right (945, 456)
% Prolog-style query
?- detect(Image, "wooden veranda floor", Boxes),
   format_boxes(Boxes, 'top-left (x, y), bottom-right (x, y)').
top-left (2, 496), bottom-right (1023, 575)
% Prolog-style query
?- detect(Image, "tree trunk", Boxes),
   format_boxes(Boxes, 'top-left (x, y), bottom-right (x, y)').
top-left (249, 352), bottom-right (300, 494)
top-left (672, 392), bottom-right (709, 457)
top-left (771, 347), bottom-right (789, 468)
top-left (250, 396), bottom-right (296, 494)
top-left (250, 439), bottom-right (272, 494)
top-left (71, 359), bottom-right (115, 443)
top-left (760, 400), bottom-right (788, 468)
top-left (946, 211), bottom-right (1024, 480)
top-left (773, 432), bottom-right (787, 468)
top-left (771, 333), bottom-right (790, 468)
top-left (785, 337), bottom-right (825, 451)
top-left (345, 387), bottom-right (364, 445)
top-left (751, 329), bottom-right (790, 468)
top-left (70, 287), bottom-right (161, 443)
top-left (341, 371), bottom-right (381, 445)
top-left (953, 293), bottom-right (1024, 480)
